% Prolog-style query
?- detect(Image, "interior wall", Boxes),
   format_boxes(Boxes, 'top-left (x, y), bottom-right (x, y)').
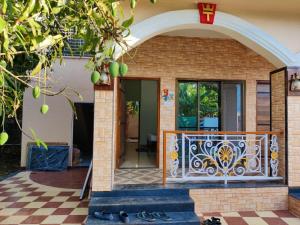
top-left (139, 80), bottom-right (158, 145)
top-left (222, 84), bottom-right (238, 131)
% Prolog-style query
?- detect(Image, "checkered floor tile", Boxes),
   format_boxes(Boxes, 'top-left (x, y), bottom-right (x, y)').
top-left (200, 211), bottom-right (300, 225)
top-left (1, 171), bottom-right (300, 225)
top-left (0, 172), bottom-right (88, 225)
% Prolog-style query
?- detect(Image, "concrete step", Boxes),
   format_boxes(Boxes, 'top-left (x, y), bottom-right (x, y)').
top-left (85, 211), bottom-right (200, 225)
top-left (88, 196), bottom-right (194, 214)
top-left (91, 188), bottom-right (189, 198)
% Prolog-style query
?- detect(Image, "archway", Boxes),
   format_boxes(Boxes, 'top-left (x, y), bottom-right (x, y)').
top-left (116, 10), bottom-right (300, 68)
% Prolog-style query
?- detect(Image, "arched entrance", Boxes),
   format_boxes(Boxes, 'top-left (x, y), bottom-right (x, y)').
top-left (93, 10), bottom-right (300, 192)
top-left (116, 10), bottom-right (300, 68)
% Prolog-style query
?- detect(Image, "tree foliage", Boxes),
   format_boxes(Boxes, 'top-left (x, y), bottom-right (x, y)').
top-left (0, 0), bottom-right (154, 146)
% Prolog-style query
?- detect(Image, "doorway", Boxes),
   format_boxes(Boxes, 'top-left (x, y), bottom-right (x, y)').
top-left (116, 79), bottom-right (159, 169)
top-left (72, 103), bottom-right (94, 167)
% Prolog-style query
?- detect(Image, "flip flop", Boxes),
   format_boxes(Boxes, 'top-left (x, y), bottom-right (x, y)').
top-left (119, 211), bottom-right (129, 223)
top-left (211, 217), bottom-right (221, 225)
top-left (94, 211), bottom-right (114, 221)
top-left (136, 211), bottom-right (156, 222)
top-left (152, 212), bottom-right (172, 221)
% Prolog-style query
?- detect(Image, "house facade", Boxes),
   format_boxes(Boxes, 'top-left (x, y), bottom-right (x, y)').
top-left (21, 0), bottom-right (300, 217)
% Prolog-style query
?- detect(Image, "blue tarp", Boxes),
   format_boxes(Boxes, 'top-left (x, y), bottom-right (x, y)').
top-left (27, 145), bottom-right (69, 171)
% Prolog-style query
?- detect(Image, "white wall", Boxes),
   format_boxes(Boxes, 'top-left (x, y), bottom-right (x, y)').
top-left (21, 58), bottom-right (94, 167)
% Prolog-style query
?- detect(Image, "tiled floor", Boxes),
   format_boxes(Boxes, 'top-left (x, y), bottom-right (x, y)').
top-left (114, 168), bottom-right (162, 185)
top-left (1, 170), bottom-right (300, 225)
top-left (0, 171), bottom-right (88, 225)
top-left (200, 211), bottom-right (300, 225)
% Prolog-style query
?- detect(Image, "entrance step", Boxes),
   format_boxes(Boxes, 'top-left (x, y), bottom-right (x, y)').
top-left (85, 188), bottom-right (200, 225)
top-left (85, 212), bottom-right (199, 225)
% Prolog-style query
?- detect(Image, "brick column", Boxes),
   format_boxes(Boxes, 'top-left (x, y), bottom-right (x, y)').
top-left (271, 67), bottom-right (300, 187)
top-left (92, 89), bottom-right (114, 191)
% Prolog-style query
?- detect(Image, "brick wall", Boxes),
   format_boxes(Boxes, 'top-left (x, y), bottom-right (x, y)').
top-left (93, 90), bottom-right (114, 191)
top-left (190, 187), bottom-right (288, 214)
top-left (289, 196), bottom-right (300, 217)
top-left (92, 36), bottom-right (277, 191)
top-left (288, 96), bottom-right (300, 186)
top-left (271, 70), bottom-right (286, 180)
top-left (122, 36), bottom-right (275, 168)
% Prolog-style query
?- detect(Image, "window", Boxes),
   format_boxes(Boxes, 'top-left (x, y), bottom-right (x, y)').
top-left (177, 81), bottom-right (244, 131)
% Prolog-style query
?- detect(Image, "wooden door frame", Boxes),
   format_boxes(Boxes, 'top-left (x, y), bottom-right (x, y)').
top-left (115, 77), bottom-right (161, 169)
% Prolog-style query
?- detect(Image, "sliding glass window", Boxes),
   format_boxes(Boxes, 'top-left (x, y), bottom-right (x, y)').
top-left (177, 81), bottom-right (244, 131)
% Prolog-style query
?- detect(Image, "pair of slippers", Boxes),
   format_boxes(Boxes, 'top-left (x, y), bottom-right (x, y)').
top-left (136, 211), bottom-right (172, 222)
top-left (202, 217), bottom-right (222, 225)
top-left (94, 211), bottom-right (129, 223)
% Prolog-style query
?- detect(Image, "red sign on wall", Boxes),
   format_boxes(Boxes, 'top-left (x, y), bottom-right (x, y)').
top-left (198, 3), bottom-right (217, 24)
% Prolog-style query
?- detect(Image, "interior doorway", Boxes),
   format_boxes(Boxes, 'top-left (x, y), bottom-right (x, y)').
top-left (116, 79), bottom-right (159, 169)
top-left (72, 103), bottom-right (94, 167)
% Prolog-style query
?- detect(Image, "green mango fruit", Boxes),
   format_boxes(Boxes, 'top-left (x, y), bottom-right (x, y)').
top-left (0, 132), bottom-right (8, 145)
top-left (150, 0), bottom-right (157, 3)
top-left (109, 61), bottom-right (119, 77)
top-left (40, 104), bottom-right (49, 114)
top-left (32, 86), bottom-right (40, 99)
top-left (130, 0), bottom-right (137, 9)
top-left (91, 71), bottom-right (100, 84)
top-left (0, 60), bottom-right (7, 69)
top-left (119, 63), bottom-right (128, 76)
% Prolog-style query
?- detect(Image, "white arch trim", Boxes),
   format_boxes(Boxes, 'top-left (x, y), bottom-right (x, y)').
top-left (116, 10), bottom-right (300, 68)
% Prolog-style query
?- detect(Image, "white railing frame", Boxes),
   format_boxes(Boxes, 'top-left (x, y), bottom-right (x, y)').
top-left (163, 131), bottom-right (282, 185)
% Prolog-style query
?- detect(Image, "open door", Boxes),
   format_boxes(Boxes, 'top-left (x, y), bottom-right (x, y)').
top-left (116, 78), bottom-right (159, 169)
top-left (116, 81), bottom-right (126, 168)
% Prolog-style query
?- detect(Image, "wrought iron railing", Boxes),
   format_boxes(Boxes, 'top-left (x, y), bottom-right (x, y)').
top-left (163, 131), bottom-right (282, 184)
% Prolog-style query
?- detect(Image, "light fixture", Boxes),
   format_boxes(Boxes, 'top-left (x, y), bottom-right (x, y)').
top-left (290, 73), bottom-right (300, 91)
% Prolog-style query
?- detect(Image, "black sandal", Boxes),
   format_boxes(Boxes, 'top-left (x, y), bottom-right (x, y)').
top-left (211, 217), bottom-right (221, 225)
top-left (152, 212), bottom-right (172, 221)
top-left (136, 211), bottom-right (156, 222)
top-left (93, 211), bottom-right (114, 221)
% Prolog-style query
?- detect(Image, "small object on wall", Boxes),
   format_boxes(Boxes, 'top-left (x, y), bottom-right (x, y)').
top-left (162, 88), bottom-right (174, 106)
top-left (198, 2), bottom-right (217, 24)
top-left (290, 73), bottom-right (300, 92)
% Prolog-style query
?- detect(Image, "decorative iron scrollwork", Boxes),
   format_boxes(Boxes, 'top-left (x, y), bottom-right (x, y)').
top-left (188, 135), bottom-right (262, 178)
top-left (168, 134), bottom-right (179, 178)
top-left (270, 135), bottom-right (279, 177)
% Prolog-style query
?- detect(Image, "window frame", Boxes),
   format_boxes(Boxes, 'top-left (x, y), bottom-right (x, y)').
top-left (176, 79), bottom-right (245, 131)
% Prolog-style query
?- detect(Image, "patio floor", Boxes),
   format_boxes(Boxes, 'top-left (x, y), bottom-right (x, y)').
top-left (0, 169), bottom-right (300, 225)
top-left (0, 169), bottom-right (88, 225)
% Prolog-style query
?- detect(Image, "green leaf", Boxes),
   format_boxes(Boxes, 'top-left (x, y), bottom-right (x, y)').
top-left (31, 61), bottom-right (42, 76)
top-left (57, 0), bottom-right (66, 7)
top-left (0, 16), bottom-right (6, 33)
top-left (66, 97), bottom-right (77, 119)
top-left (122, 16), bottom-right (134, 28)
top-left (38, 139), bottom-right (48, 149)
top-left (52, 7), bottom-right (61, 14)
top-left (3, 29), bottom-right (9, 51)
top-left (1, 0), bottom-right (7, 14)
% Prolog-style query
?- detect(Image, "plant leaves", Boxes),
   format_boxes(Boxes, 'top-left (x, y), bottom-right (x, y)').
top-left (0, 16), bottom-right (6, 33)
top-left (122, 16), bottom-right (134, 28)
